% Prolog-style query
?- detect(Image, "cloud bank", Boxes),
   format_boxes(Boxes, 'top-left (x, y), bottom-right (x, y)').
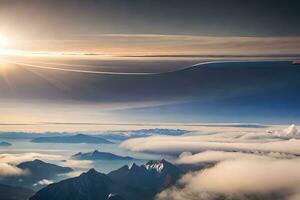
top-left (121, 125), bottom-right (300, 156)
top-left (120, 124), bottom-right (300, 200)
top-left (176, 150), bottom-right (292, 165)
top-left (157, 158), bottom-right (300, 200)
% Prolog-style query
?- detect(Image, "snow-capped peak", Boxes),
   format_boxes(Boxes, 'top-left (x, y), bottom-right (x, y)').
top-left (144, 160), bottom-right (165, 173)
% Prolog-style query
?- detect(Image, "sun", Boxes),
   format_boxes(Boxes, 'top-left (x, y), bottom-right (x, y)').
top-left (0, 34), bottom-right (9, 55)
top-left (0, 34), bottom-right (9, 46)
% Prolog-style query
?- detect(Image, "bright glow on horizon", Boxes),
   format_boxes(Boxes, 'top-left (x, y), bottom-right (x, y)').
top-left (0, 34), bottom-right (10, 55)
top-left (0, 34), bottom-right (9, 46)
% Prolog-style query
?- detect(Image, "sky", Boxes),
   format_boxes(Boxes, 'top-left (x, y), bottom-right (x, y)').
top-left (1, 0), bottom-right (300, 38)
top-left (0, 0), bottom-right (300, 56)
top-left (0, 0), bottom-right (300, 127)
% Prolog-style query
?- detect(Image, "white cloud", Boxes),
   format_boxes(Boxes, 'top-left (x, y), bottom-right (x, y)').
top-left (121, 125), bottom-right (300, 156)
top-left (60, 159), bottom-right (93, 169)
top-left (157, 158), bottom-right (300, 200)
top-left (120, 124), bottom-right (300, 200)
top-left (0, 153), bottom-right (63, 165)
top-left (0, 163), bottom-right (28, 177)
top-left (176, 150), bottom-right (291, 165)
top-left (33, 179), bottom-right (53, 187)
top-left (121, 136), bottom-right (300, 155)
top-left (271, 124), bottom-right (300, 139)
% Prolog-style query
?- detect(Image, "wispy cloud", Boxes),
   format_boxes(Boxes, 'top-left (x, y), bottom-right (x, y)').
top-left (7, 34), bottom-right (300, 57)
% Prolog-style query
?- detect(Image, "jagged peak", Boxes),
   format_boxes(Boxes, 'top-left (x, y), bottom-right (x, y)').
top-left (129, 163), bottom-right (139, 170)
top-left (86, 168), bottom-right (98, 175)
top-left (118, 165), bottom-right (129, 170)
top-left (144, 159), bottom-right (178, 173)
top-left (144, 160), bottom-right (166, 173)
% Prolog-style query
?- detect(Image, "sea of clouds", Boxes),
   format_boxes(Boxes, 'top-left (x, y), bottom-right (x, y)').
top-left (120, 124), bottom-right (300, 200)
top-left (0, 152), bottom-right (92, 183)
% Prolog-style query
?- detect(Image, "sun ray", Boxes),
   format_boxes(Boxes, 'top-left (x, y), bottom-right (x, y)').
top-left (0, 34), bottom-right (9, 55)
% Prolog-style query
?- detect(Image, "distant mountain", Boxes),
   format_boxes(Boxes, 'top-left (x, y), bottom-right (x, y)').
top-left (0, 132), bottom-right (41, 140)
top-left (0, 141), bottom-right (12, 146)
top-left (72, 150), bottom-right (134, 160)
top-left (0, 132), bottom-right (69, 140)
top-left (100, 128), bottom-right (189, 141)
top-left (0, 184), bottom-right (34, 200)
top-left (30, 160), bottom-right (183, 200)
top-left (31, 134), bottom-right (113, 144)
top-left (1, 160), bottom-right (73, 190)
top-left (17, 159), bottom-right (73, 179)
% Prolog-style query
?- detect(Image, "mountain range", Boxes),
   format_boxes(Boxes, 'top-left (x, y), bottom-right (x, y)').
top-left (0, 141), bottom-right (12, 146)
top-left (72, 150), bottom-right (134, 160)
top-left (30, 160), bottom-right (183, 200)
top-left (31, 134), bottom-right (113, 144)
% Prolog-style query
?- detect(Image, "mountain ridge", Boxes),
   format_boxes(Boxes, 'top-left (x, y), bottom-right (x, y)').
top-left (72, 150), bottom-right (134, 160)
top-left (30, 160), bottom-right (183, 200)
top-left (31, 134), bottom-right (113, 144)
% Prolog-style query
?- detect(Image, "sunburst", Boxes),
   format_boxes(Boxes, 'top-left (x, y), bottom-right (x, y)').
top-left (0, 34), bottom-right (9, 55)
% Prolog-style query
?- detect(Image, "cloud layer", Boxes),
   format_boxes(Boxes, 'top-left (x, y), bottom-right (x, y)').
top-left (120, 124), bottom-right (300, 200)
top-left (157, 158), bottom-right (300, 200)
top-left (121, 125), bottom-right (300, 156)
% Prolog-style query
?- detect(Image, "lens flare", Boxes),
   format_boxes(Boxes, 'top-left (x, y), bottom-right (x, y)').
top-left (0, 34), bottom-right (9, 46)
top-left (0, 34), bottom-right (9, 55)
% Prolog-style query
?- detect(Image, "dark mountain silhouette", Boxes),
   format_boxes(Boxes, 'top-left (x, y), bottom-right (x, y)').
top-left (30, 160), bottom-right (183, 200)
top-left (0, 141), bottom-right (12, 146)
top-left (31, 134), bottom-right (113, 144)
top-left (0, 132), bottom-right (68, 140)
top-left (1, 160), bottom-right (73, 190)
top-left (72, 150), bottom-right (134, 160)
top-left (0, 184), bottom-right (34, 200)
top-left (30, 169), bottom-right (141, 200)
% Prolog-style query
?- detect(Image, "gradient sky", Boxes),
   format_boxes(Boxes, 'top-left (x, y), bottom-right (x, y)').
top-left (1, 0), bottom-right (300, 38)
top-left (0, 0), bottom-right (300, 127)
top-left (0, 0), bottom-right (300, 56)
